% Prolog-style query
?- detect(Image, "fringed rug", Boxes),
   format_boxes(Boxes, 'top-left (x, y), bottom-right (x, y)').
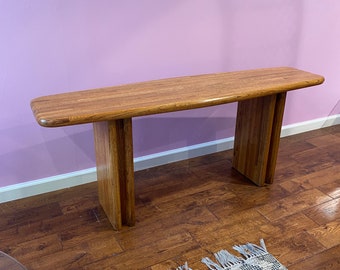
top-left (177, 239), bottom-right (287, 270)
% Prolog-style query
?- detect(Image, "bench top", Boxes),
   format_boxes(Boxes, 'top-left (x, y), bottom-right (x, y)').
top-left (31, 67), bottom-right (324, 127)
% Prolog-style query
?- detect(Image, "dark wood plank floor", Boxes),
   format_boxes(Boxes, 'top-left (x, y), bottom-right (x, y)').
top-left (1, 125), bottom-right (339, 269)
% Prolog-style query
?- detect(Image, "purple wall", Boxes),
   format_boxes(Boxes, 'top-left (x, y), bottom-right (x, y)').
top-left (0, 1), bottom-right (339, 187)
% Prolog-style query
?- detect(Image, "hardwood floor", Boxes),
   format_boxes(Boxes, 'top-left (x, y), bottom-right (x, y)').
top-left (0, 125), bottom-right (339, 269)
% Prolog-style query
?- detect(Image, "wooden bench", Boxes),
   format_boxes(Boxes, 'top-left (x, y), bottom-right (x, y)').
top-left (30, 67), bottom-right (324, 230)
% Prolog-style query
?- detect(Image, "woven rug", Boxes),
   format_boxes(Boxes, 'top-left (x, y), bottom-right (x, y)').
top-left (177, 239), bottom-right (287, 270)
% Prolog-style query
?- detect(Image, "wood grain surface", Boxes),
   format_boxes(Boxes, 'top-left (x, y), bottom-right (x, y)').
top-left (30, 67), bottom-right (324, 127)
top-left (93, 119), bottom-right (135, 230)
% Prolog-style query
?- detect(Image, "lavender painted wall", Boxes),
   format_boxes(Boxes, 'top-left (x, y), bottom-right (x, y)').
top-left (0, 1), bottom-right (339, 188)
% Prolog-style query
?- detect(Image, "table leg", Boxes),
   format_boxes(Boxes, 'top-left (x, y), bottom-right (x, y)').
top-left (232, 93), bottom-right (287, 186)
top-left (93, 119), bottom-right (135, 230)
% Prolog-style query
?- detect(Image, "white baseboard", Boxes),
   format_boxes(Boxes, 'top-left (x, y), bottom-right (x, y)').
top-left (281, 114), bottom-right (340, 137)
top-left (1, 114), bottom-right (339, 203)
top-left (0, 168), bottom-right (97, 203)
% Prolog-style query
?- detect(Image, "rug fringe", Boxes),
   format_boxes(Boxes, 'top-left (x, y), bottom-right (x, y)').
top-left (176, 261), bottom-right (192, 270)
top-left (232, 239), bottom-right (268, 259)
top-left (178, 239), bottom-right (287, 270)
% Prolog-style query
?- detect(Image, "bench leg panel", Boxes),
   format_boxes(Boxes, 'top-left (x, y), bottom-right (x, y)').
top-left (265, 92), bottom-right (286, 184)
top-left (93, 119), bottom-right (135, 230)
top-left (232, 93), bottom-right (286, 186)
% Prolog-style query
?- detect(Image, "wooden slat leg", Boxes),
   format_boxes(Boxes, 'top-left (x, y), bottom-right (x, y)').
top-left (265, 93), bottom-right (287, 184)
top-left (93, 119), bottom-right (135, 230)
top-left (232, 93), bottom-right (287, 186)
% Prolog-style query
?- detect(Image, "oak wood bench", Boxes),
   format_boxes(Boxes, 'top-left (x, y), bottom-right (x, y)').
top-left (31, 67), bottom-right (324, 230)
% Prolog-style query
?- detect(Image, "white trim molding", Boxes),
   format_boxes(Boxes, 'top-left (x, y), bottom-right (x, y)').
top-left (281, 114), bottom-right (340, 137)
top-left (1, 114), bottom-right (339, 203)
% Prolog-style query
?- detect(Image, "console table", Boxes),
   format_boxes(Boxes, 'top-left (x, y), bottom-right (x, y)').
top-left (31, 67), bottom-right (324, 230)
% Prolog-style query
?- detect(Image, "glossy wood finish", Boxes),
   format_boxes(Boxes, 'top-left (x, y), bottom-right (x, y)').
top-left (93, 119), bottom-right (135, 230)
top-left (30, 67), bottom-right (324, 229)
top-left (264, 93), bottom-right (287, 184)
top-left (0, 126), bottom-right (339, 269)
top-left (30, 67), bottom-right (323, 127)
top-left (233, 93), bottom-right (286, 185)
